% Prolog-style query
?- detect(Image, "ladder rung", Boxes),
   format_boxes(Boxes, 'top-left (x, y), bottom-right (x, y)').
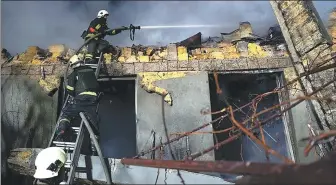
top-left (72, 127), bottom-right (80, 131)
top-left (85, 64), bottom-right (98, 67)
top-left (72, 127), bottom-right (80, 133)
top-left (53, 141), bottom-right (76, 147)
top-left (64, 161), bottom-right (71, 168)
top-left (53, 146), bottom-right (74, 151)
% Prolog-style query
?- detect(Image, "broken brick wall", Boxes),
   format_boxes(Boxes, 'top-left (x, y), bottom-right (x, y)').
top-left (271, 1), bottom-right (336, 130)
top-left (1, 43), bottom-right (292, 76)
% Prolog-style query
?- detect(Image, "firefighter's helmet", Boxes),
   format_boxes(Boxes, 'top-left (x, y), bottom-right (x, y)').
top-left (69, 54), bottom-right (84, 68)
top-left (34, 147), bottom-right (67, 179)
top-left (97, 10), bottom-right (109, 18)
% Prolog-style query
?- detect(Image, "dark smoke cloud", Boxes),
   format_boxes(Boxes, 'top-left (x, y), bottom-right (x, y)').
top-left (1, 1), bottom-right (334, 54)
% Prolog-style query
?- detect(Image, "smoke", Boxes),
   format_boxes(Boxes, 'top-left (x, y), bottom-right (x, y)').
top-left (1, 1), bottom-right (334, 54)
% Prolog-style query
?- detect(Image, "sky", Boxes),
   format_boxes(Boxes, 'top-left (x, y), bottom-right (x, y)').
top-left (1, 1), bottom-right (335, 54)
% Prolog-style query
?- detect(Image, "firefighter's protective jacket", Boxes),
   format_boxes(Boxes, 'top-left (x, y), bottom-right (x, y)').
top-left (85, 18), bottom-right (122, 40)
top-left (66, 66), bottom-right (99, 97)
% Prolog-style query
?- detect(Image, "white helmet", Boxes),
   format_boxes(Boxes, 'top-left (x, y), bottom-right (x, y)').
top-left (69, 54), bottom-right (84, 68)
top-left (97, 10), bottom-right (109, 18)
top-left (34, 147), bottom-right (67, 179)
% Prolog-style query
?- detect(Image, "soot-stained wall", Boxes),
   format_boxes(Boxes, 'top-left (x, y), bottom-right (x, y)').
top-left (1, 75), bottom-right (58, 183)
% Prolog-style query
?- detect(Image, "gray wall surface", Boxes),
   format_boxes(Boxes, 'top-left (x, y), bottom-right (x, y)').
top-left (287, 91), bottom-right (320, 164)
top-left (1, 75), bottom-right (58, 179)
top-left (136, 72), bottom-right (215, 161)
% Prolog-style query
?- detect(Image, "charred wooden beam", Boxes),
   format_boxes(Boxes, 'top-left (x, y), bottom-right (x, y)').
top-left (123, 152), bottom-right (336, 184)
top-left (7, 148), bottom-right (43, 177)
top-left (236, 151), bottom-right (336, 184)
top-left (176, 32), bottom-right (202, 48)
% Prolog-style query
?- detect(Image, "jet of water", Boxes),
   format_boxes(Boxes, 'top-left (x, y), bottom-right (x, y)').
top-left (140, 24), bottom-right (224, 29)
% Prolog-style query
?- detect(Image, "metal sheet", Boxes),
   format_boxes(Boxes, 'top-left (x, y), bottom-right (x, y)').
top-left (135, 72), bottom-right (215, 161)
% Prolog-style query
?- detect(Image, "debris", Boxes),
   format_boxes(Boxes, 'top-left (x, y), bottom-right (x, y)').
top-left (236, 41), bottom-right (249, 57)
top-left (48, 44), bottom-right (67, 61)
top-left (38, 75), bottom-right (61, 93)
top-left (221, 22), bottom-right (256, 43)
top-left (138, 72), bottom-right (188, 105)
top-left (1, 48), bottom-right (14, 66)
top-left (302, 129), bottom-right (336, 156)
top-left (7, 148), bottom-right (43, 177)
top-left (176, 32), bottom-right (202, 48)
top-left (103, 53), bottom-right (112, 64)
top-left (177, 46), bottom-right (188, 61)
top-left (17, 46), bottom-right (44, 62)
top-left (139, 55), bottom-right (150, 62)
top-left (1, 48), bottom-right (12, 60)
top-left (248, 43), bottom-right (268, 58)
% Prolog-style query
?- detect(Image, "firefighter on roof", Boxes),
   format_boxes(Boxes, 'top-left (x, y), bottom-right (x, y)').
top-left (82, 10), bottom-right (125, 64)
top-left (55, 55), bottom-right (100, 142)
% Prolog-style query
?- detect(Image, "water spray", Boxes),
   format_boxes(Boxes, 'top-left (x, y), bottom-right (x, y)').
top-left (140, 24), bottom-right (224, 29)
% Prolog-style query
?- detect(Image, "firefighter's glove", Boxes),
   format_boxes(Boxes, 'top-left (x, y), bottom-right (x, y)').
top-left (115, 29), bottom-right (122, 34)
top-left (106, 29), bottom-right (122, 35)
top-left (55, 120), bottom-right (74, 142)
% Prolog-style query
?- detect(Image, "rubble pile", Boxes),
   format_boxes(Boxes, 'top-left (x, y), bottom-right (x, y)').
top-left (114, 46), bottom-right (168, 63)
top-left (221, 22), bottom-right (254, 42)
top-left (10, 45), bottom-right (72, 65)
top-left (105, 41), bottom-right (287, 63)
top-left (38, 75), bottom-right (61, 93)
top-left (4, 42), bottom-right (288, 65)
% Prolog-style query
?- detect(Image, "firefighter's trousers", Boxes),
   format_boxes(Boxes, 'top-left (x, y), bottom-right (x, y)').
top-left (85, 39), bottom-right (110, 62)
top-left (59, 94), bottom-right (99, 135)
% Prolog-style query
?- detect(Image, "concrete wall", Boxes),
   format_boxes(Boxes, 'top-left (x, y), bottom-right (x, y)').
top-left (1, 75), bottom-right (58, 179)
top-left (136, 72), bottom-right (215, 161)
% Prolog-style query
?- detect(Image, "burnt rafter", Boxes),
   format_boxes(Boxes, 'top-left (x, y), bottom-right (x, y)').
top-left (122, 151), bottom-right (336, 184)
top-left (176, 32), bottom-right (202, 48)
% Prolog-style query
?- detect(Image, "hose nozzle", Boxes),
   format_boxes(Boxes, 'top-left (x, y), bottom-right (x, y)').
top-left (130, 24), bottom-right (141, 30)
